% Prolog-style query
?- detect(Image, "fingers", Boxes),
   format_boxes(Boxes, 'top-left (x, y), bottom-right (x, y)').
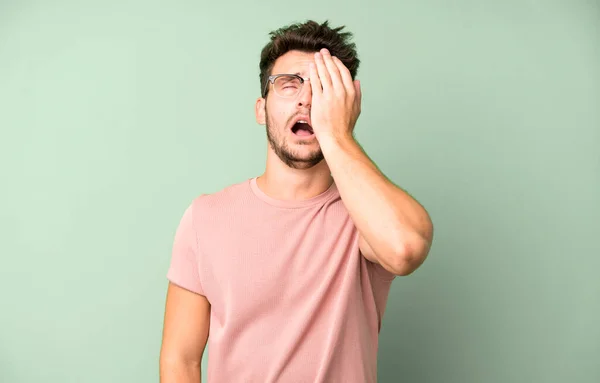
top-left (313, 51), bottom-right (331, 91)
top-left (309, 62), bottom-right (321, 96)
top-left (313, 49), bottom-right (356, 98)
top-left (312, 49), bottom-right (360, 115)
top-left (332, 56), bottom-right (355, 97)
top-left (317, 50), bottom-right (343, 92)
top-left (354, 80), bottom-right (362, 112)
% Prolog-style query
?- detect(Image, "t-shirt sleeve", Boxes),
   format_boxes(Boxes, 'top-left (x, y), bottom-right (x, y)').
top-left (166, 201), bottom-right (205, 296)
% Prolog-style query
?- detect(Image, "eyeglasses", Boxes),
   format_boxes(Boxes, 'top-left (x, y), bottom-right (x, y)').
top-left (263, 74), bottom-right (310, 98)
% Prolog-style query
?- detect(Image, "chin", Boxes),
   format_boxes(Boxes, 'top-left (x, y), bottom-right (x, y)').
top-left (295, 150), bottom-right (324, 165)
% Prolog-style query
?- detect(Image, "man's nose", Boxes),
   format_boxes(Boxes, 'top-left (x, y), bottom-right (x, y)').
top-left (297, 81), bottom-right (312, 107)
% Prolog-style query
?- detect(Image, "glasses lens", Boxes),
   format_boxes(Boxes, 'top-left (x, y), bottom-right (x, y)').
top-left (274, 75), bottom-right (302, 97)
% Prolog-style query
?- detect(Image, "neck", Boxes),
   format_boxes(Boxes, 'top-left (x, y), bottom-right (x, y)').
top-left (257, 153), bottom-right (334, 201)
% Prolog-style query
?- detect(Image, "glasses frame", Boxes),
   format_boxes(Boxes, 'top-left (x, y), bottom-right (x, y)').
top-left (263, 74), bottom-right (310, 98)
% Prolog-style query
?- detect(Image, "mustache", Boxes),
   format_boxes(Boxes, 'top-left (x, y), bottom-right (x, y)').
top-left (288, 111), bottom-right (311, 123)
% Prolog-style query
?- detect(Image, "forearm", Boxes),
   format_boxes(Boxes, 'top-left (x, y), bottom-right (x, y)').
top-left (319, 133), bottom-right (433, 267)
top-left (160, 358), bottom-right (201, 383)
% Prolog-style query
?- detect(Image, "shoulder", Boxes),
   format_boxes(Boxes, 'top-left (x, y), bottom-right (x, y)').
top-left (186, 177), bottom-right (255, 217)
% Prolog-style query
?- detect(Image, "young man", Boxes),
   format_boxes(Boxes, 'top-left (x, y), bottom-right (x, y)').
top-left (159, 20), bottom-right (433, 383)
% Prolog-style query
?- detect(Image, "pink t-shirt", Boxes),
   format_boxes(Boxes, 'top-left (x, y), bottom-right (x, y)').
top-left (167, 177), bottom-right (396, 382)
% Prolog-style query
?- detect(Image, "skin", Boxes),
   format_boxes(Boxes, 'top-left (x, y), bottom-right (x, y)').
top-left (160, 284), bottom-right (209, 382)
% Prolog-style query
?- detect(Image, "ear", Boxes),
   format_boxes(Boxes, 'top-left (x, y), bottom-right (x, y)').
top-left (255, 97), bottom-right (266, 125)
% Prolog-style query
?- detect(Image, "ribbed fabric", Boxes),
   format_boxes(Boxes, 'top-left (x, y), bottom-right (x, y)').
top-left (167, 177), bottom-right (396, 383)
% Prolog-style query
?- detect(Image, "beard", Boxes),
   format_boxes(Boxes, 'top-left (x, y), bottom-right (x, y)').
top-left (265, 106), bottom-right (324, 169)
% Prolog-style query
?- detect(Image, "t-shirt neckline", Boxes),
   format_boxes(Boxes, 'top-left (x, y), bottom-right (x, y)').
top-left (249, 176), bottom-right (338, 208)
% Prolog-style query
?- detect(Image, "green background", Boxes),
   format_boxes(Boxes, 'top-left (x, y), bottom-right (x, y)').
top-left (1, 1), bottom-right (598, 382)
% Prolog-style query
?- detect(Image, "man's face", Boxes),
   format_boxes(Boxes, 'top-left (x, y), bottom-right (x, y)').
top-left (256, 50), bottom-right (323, 169)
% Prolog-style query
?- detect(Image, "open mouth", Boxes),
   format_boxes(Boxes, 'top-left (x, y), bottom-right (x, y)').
top-left (291, 120), bottom-right (314, 137)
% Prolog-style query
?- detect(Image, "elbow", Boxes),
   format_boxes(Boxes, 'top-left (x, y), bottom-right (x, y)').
top-left (388, 235), bottom-right (432, 276)
top-left (388, 254), bottom-right (422, 276)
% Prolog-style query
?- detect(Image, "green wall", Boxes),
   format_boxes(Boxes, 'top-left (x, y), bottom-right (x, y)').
top-left (1, 1), bottom-right (598, 382)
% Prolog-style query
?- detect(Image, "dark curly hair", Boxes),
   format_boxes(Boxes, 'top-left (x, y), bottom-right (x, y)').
top-left (259, 19), bottom-right (360, 98)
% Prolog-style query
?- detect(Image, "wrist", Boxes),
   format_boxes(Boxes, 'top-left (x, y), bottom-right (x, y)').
top-left (317, 130), bottom-right (355, 150)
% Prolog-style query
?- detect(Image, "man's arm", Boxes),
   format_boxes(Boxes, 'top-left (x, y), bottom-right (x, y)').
top-left (319, 135), bottom-right (433, 276)
top-left (160, 282), bottom-right (210, 383)
top-left (308, 49), bottom-right (434, 276)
